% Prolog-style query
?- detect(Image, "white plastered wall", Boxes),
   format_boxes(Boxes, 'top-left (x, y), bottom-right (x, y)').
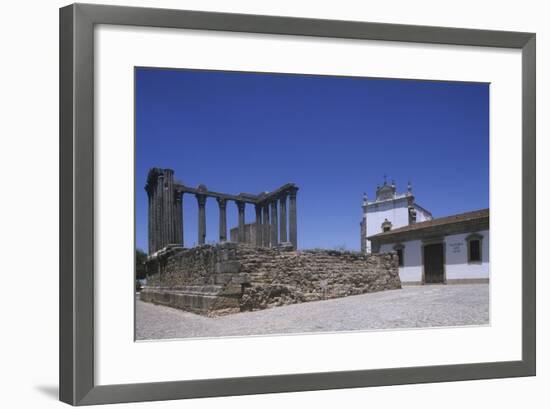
top-left (379, 229), bottom-right (489, 283)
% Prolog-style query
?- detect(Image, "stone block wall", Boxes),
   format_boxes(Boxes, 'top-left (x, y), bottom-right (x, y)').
top-left (229, 223), bottom-right (258, 246)
top-left (141, 243), bottom-right (401, 316)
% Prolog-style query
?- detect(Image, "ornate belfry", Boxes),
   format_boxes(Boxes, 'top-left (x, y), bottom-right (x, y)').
top-left (145, 168), bottom-right (299, 255)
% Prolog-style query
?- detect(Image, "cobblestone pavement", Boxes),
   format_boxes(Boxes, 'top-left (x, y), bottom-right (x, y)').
top-left (135, 284), bottom-right (489, 340)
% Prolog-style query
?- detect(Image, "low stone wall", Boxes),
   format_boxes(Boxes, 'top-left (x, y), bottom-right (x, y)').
top-left (141, 243), bottom-right (401, 316)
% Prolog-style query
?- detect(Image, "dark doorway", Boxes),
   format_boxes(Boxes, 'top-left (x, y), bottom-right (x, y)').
top-left (424, 243), bottom-right (444, 284)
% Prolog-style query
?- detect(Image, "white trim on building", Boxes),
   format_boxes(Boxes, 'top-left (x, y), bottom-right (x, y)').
top-left (360, 180), bottom-right (432, 253)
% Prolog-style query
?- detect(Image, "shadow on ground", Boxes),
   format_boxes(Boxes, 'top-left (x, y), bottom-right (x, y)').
top-left (35, 385), bottom-right (58, 400)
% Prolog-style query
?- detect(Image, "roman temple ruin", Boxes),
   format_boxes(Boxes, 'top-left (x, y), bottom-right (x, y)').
top-left (140, 168), bottom-right (401, 316)
top-left (145, 167), bottom-right (299, 253)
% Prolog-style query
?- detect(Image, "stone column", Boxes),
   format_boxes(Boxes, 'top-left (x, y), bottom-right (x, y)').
top-left (262, 204), bottom-right (270, 247)
top-left (196, 194), bottom-right (207, 245)
top-left (255, 204), bottom-right (262, 247)
top-left (163, 169), bottom-right (175, 246)
top-left (217, 198), bottom-right (227, 242)
top-left (145, 168), bottom-right (182, 253)
top-left (175, 192), bottom-right (184, 246)
top-left (146, 184), bottom-right (154, 254)
top-left (270, 201), bottom-right (278, 247)
top-left (289, 187), bottom-right (298, 250)
top-left (155, 171), bottom-right (164, 251)
top-left (236, 201), bottom-right (246, 243)
top-left (279, 194), bottom-right (287, 243)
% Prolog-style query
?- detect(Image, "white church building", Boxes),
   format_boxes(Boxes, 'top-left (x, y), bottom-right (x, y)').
top-left (361, 180), bottom-right (489, 285)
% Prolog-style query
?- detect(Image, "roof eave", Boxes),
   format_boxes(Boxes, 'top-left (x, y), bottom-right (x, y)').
top-left (368, 216), bottom-right (489, 243)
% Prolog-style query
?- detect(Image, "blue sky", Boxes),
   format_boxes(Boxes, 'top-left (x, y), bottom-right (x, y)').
top-left (135, 68), bottom-right (489, 251)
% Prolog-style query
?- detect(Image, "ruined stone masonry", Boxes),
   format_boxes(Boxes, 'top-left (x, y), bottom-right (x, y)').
top-left (141, 242), bottom-right (401, 316)
top-left (141, 168), bottom-right (401, 316)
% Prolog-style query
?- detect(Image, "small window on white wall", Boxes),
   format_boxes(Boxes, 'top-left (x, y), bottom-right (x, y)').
top-left (393, 244), bottom-right (404, 267)
top-left (465, 233), bottom-right (483, 263)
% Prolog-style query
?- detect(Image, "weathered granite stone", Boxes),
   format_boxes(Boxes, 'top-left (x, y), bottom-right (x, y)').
top-left (215, 261), bottom-right (241, 274)
top-left (141, 243), bottom-right (401, 316)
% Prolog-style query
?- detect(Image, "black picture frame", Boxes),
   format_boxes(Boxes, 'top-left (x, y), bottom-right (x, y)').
top-left (59, 3), bottom-right (536, 406)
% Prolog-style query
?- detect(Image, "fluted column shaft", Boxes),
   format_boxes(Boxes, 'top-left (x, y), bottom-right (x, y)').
top-left (217, 198), bottom-right (227, 242)
top-left (155, 173), bottom-right (164, 251)
top-left (279, 194), bottom-right (287, 243)
top-left (163, 170), bottom-right (175, 246)
top-left (270, 201), bottom-right (278, 247)
top-left (262, 205), bottom-right (270, 247)
top-left (255, 205), bottom-right (262, 247)
top-left (237, 201), bottom-right (246, 243)
top-left (196, 194), bottom-right (206, 245)
top-left (289, 188), bottom-right (298, 250)
top-left (175, 192), bottom-right (184, 246)
top-left (146, 186), bottom-right (153, 254)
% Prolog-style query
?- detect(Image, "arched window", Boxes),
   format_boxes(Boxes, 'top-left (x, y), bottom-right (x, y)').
top-left (465, 233), bottom-right (483, 263)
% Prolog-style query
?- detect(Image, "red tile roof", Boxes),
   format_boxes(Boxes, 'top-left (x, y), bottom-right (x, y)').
top-left (368, 208), bottom-right (489, 239)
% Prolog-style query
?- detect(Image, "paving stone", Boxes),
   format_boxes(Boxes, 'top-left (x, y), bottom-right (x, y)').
top-left (136, 284), bottom-right (489, 340)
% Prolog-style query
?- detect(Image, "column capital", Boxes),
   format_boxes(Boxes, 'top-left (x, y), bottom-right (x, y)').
top-left (236, 200), bottom-right (246, 211)
top-left (196, 194), bottom-right (207, 206)
top-left (288, 186), bottom-right (298, 198)
top-left (216, 197), bottom-right (227, 208)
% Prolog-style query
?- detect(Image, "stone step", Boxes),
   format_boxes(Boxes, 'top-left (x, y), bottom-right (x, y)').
top-left (140, 285), bottom-right (242, 316)
top-left (150, 285), bottom-right (224, 294)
